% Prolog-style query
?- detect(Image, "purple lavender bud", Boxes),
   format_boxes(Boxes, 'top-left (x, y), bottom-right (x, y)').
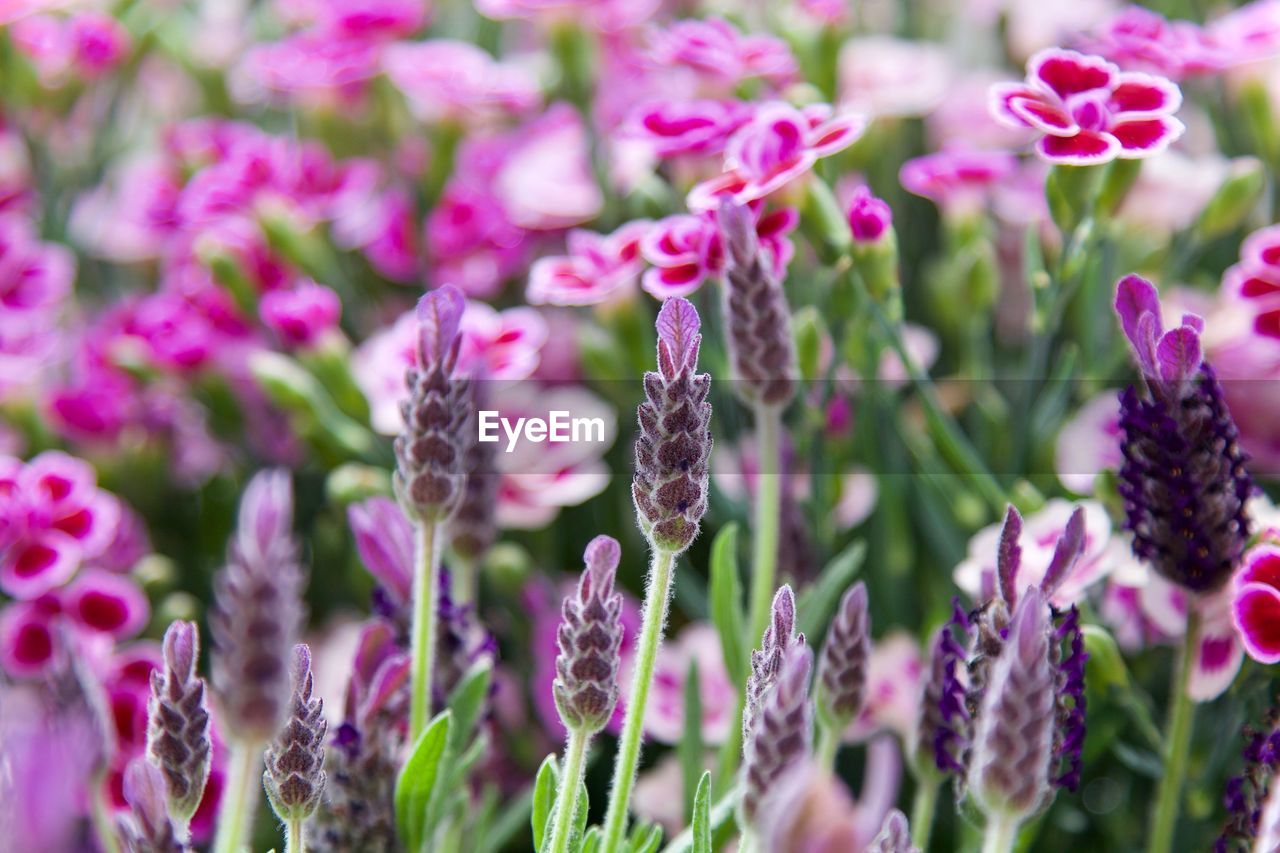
top-left (744, 585), bottom-right (806, 746)
top-left (815, 582), bottom-right (870, 728)
top-left (740, 644), bottom-right (815, 828)
top-left (968, 587), bottom-right (1056, 823)
top-left (210, 469), bottom-right (304, 742)
top-left (118, 759), bottom-right (183, 853)
top-left (264, 644), bottom-right (328, 824)
top-left (910, 599), bottom-right (971, 778)
top-left (394, 285), bottom-right (473, 522)
top-left (146, 620), bottom-right (211, 825)
top-left (996, 506), bottom-right (1023, 608)
top-left (632, 297), bottom-right (712, 554)
top-left (553, 535), bottom-right (625, 734)
top-left (449, 423), bottom-right (498, 565)
top-left (848, 186), bottom-right (893, 244)
top-left (868, 809), bottom-right (920, 853)
top-left (1217, 703), bottom-right (1280, 851)
top-left (1041, 507), bottom-right (1086, 600)
top-left (718, 200), bottom-right (796, 407)
top-left (1051, 606), bottom-right (1087, 792)
top-left (1114, 275), bottom-right (1252, 593)
top-left (434, 564), bottom-right (497, 708)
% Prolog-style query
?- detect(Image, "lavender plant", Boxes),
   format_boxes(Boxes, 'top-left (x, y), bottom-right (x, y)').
top-left (263, 644), bottom-right (327, 853)
top-left (146, 620), bottom-right (211, 842)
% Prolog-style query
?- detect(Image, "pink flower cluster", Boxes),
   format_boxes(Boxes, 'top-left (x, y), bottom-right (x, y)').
top-left (0, 214), bottom-right (73, 400)
top-left (641, 205), bottom-right (797, 299)
top-left (10, 11), bottom-right (130, 84)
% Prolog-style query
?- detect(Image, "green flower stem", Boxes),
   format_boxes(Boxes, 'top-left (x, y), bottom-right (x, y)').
top-left (981, 813), bottom-right (1019, 853)
top-left (213, 739), bottom-right (263, 853)
top-left (602, 548), bottom-right (678, 852)
top-left (286, 818), bottom-right (305, 853)
top-left (92, 770), bottom-right (122, 853)
top-left (814, 719), bottom-right (841, 771)
top-left (713, 694), bottom-right (746, 798)
top-left (409, 518), bottom-right (442, 742)
top-left (910, 778), bottom-right (939, 851)
top-left (1147, 609), bottom-right (1201, 853)
top-left (547, 729), bottom-right (589, 853)
top-left (745, 403), bottom-right (784, 661)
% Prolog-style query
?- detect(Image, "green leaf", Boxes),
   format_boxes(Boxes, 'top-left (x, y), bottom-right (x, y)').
top-left (580, 826), bottom-right (601, 853)
top-left (394, 711), bottom-right (453, 852)
top-left (690, 772), bottom-right (712, 853)
top-left (679, 659), bottom-right (704, 823)
top-left (571, 779), bottom-right (589, 851)
top-left (797, 540), bottom-right (866, 639)
top-left (630, 822), bottom-right (664, 853)
top-left (531, 754), bottom-right (559, 852)
top-left (479, 784), bottom-right (534, 853)
top-left (708, 523), bottom-right (747, 688)
top-left (661, 787), bottom-right (739, 853)
top-left (446, 660), bottom-right (494, 753)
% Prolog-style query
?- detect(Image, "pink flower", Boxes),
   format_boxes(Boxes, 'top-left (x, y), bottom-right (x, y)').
top-left (67, 11), bottom-right (130, 77)
top-left (990, 48), bottom-right (1185, 165)
top-left (899, 149), bottom-right (1018, 215)
top-left (259, 281), bottom-right (341, 348)
top-left (476, 0), bottom-right (658, 31)
top-left (647, 17), bottom-right (798, 92)
top-left (332, 186), bottom-right (420, 282)
top-left (846, 186), bottom-right (892, 243)
top-left (953, 499), bottom-right (1117, 607)
top-left (238, 34), bottom-right (381, 104)
top-left (0, 215), bottom-right (74, 321)
top-left (314, 0), bottom-right (429, 41)
top-left (527, 220), bottom-right (651, 306)
top-left (425, 183), bottom-right (528, 298)
top-left (1077, 6), bottom-right (1225, 80)
top-left (382, 40), bottom-right (538, 124)
top-left (688, 103), bottom-right (866, 211)
top-left (621, 99), bottom-right (753, 160)
top-left (837, 37), bottom-right (951, 118)
top-left (1054, 392), bottom-right (1123, 495)
top-left (640, 206), bottom-right (797, 298)
top-left (643, 623), bottom-right (736, 744)
top-left (1232, 544), bottom-right (1280, 664)
top-left (844, 632), bottom-right (922, 742)
top-left (494, 105), bottom-right (603, 230)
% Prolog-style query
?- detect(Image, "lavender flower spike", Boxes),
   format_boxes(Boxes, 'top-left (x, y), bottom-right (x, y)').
top-left (1114, 274), bottom-right (1252, 592)
top-left (718, 200), bottom-right (796, 408)
top-left (632, 296), bottom-right (712, 554)
top-left (147, 620), bottom-right (211, 830)
top-left (394, 285), bottom-right (473, 523)
top-left (744, 584), bottom-right (806, 746)
top-left (909, 600), bottom-right (970, 779)
top-left (118, 759), bottom-right (183, 853)
top-left (264, 644), bottom-right (328, 827)
top-left (740, 643), bottom-right (815, 829)
top-left (210, 468), bottom-right (304, 742)
top-left (554, 535), bottom-right (625, 734)
top-left (968, 586), bottom-right (1056, 827)
top-left (816, 581), bottom-right (870, 730)
top-left (868, 809), bottom-right (921, 853)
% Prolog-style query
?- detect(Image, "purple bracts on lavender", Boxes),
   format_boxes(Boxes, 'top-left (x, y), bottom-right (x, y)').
top-left (744, 585), bottom-right (806, 746)
top-left (210, 469), bottom-right (304, 742)
top-left (632, 296), bottom-right (712, 554)
top-left (740, 644), bottom-right (815, 828)
top-left (1114, 274), bottom-right (1252, 593)
top-left (912, 599), bottom-right (971, 778)
top-left (1052, 605), bottom-right (1087, 792)
top-left (717, 200), bottom-right (796, 408)
top-left (968, 587), bottom-right (1057, 822)
top-left (264, 644), bottom-right (327, 824)
top-left (394, 285), bottom-right (473, 523)
top-left (554, 535), bottom-right (625, 734)
top-left (1217, 703), bottom-right (1280, 852)
top-left (449, 383), bottom-right (499, 564)
top-left (816, 581), bottom-right (870, 727)
top-left (118, 759), bottom-right (183, 853)
top-left (435, 565), bottom-right (498, 709)
top-left (146, 620), bottom-right (211, 825)
top-left (868, 809), bottom-right (920, 853)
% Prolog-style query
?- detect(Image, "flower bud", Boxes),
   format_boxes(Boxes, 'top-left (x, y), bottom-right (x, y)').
top-left (553, 535), bottom-right (625, 734)
top-left (744, 585), bottom-right (806, 746)
top-left (815, 582), bottom-right (870, 730)
top-left (740, 644), bottom-right (815, 828)
top-left (264, 644), bottom-right (328, 824)
top-left (147, 620), bottom-right (212, 826)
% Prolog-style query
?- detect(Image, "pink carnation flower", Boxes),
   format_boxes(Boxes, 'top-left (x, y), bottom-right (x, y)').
top-left (1077, 6), bottom-right (1226, 80)
top-left (837, 37), bottom-right (951, 118)
top-left (476, 0), bottom-right (658, 32)
top-left (527, 220), bottom-right (651, 306)
top-left (688, 103), bottom-right (866, 211)
top-left (643, 623), bottom-right (736, 745)
top-left (990, 48), bottom-right (1185, 165)
top-left (382, 40), bottom-right (539, 124)
top-left (647, 17), bottom-right (798, 92)
top-left (899, 149), bottom-right (1018, 216)
top-left (641, 205), bottom-right (797, 299)
top-left (0, 215), bottom-right (74, 322)
top-left (1054, 392), bottom-right (1123, 495)
top-left (238, 34), bottom-right (381, 104)
top-left (1232, 543), bottom-right (1280, 664)
top-left (425, 183), bottom-right (528, 298)
top-left (494, 105), bottom-right (603, 231)
top-left (621, 99), bottom-right (753, 160)
top-left (259, 281), bottom-right (342, 348)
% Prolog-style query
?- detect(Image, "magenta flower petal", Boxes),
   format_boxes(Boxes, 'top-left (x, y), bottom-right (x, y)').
top-left (347, 496), bottom-right (414, 605)
top-left (988, 83), bottom-right (1041, 129)
top-left (1234, 582), bottom-right (1280, 664)
top-left (1109, 72), bottom-right (1183, 117)
top-left (1008, 94), bottom-right (1078, 136)
top-left (61, 569), bottom-right (148, 639)
top-left (1, 528), bottom-right (81, 599)
top-left (1036, 130), bottom-right (1122, 166)
top-left (0, 602), bottom-right (58, 677)
top-left (1029, 48), bottom-right (1118, 99)
top-left (805, 113), bottom-right (867, 157)
top-left (1155, 325), bottom-right (1203, 385)
top-left (1111, 116), bottom-right (1185, 157)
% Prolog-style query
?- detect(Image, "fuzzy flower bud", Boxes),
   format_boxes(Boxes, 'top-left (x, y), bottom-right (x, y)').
top-left (264, 644), bottom-right (328, 824)
top-left (910, 600), bottom-right (970, 778)
top-left (448, 380), bottom-right (498, 564)
top-left (815, 581), bottom-right (870, 729)
top-left (968, 587), bottom-right (1057, 824)
top-left (1115, 274), bottom-right (1252, 593)
top-left (740, 643), bottom-right (815, 829)
top-left (744, 585), bottom-right (806, 746)
top-left (118, 759), bottom-right (182, 853)
top-left (717, 200), bottom-right (797, 408)
top-left (868, 809), bottom-right (920, 853)
top-left (1217, 701), bottom-right (1280, 851)
top-left (632, 297), bottom-right (712, 554)
top-left (394, 285), bottom-right (473, 522)
top-left (210, 469), bottom-right (305, 742)
top-left (848, 186), bottom-right (893, 244)
top-left (146, 620), bottom-right (211, 826)
top-left (553, 535), bottom-right (625, 734)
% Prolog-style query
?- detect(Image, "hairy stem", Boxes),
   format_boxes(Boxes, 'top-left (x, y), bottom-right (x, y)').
top-left (212, 740), bottom-right (262, 853)
top-left (409, 519), bottom-right (442, 742)
top-left (1147, 609), bottom-right (1201, 853)
top-left (601, 548), bottom-right (677, 852)
top-left (981, 812), bottom-right (1019, 853)
top-left (285, 818), bottom-right (305, 853)
top-left (814, 719), bottom-right (841, 772)
top-left (547, 729), bottom-right (589, 853)
top-left (910, 778), bottom-right (939, 851)
top-left (745, 405), bottom-right (784, 648)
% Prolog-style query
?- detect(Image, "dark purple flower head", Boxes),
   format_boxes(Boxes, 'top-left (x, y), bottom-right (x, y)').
top-left (997, 504), bottom-right (1086, 608)
top-left (744, 585), bottom-right (806, 746)
top-left (717, 199), bottom-right (797, 408)
top-left (633, 297), bottom-right (713, 554)
top-left (815, 581), bottom-right (870, 728)
top-left (740, 643), bottom-right (815, 829)
top-left (1218, 700), bottom-right (1280, 851)
top-left (210, 469), bottom-right (305, 743)
top-left (147, 620), bottom-right (211, 826)
top-left (554, 535), bottom-right (625, 734)
top-left (264, 644), bottom-right (328, 824)
top-left (911, 598), bottom-right (971, 778)
top-left (394, 285), bottom-right (474, 522)
top-left (1114, 275), bottom-right (1252, 593)
top-left (847, 186), bottom-right (893, 244)
top-left (118, 759), bottom-right (182, 853)
top-left (1052, 606), bottom-right (1087, 792)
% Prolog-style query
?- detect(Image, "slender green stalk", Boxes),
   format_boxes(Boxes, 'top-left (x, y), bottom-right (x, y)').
top-left (213, 740), bottom-right (263, 853)
top-left (910, 779), bottom-right (939, 851)
top-left (1147, 610), bottom-right (1201, 853)
top-left (601, 548), bottom-right (677, 852)
top-left (409, 519), bottom-right (442, 742)
top-left (745, 403), bottom-right (784, 661)
top-left (286, 818), bottom-right (305, 853)
top-left (547, 729), bottom-right (589, 853)
top-left (814, 720), bottom-right (841, 771)
top-left (713, 694), bottom-right (745, 797)
top-left (91, 771), bottom-right (122, 853)
top-left (981, 813), bottom-right (1019, 853)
